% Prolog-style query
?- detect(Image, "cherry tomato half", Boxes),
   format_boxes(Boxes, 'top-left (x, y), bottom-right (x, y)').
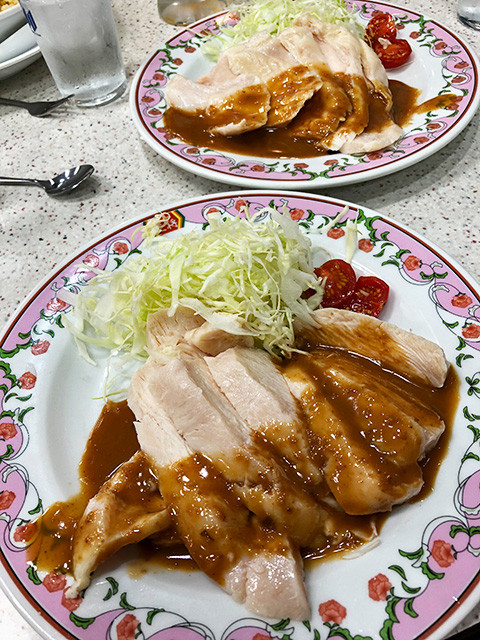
top-left (373, 38), bottom-right (412, 69)
top-left (344, 276), bottom-right (390, 317)
top-left (366, 11), bottom-right (412, 69)
top-left (315, 259), bottom-right (357, 308)
top-left (366, 12), bottom-right (397, 45)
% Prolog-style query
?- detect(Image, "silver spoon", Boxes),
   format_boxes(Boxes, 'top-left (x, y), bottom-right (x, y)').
top-left (0, 165), bottom-right (95, 196)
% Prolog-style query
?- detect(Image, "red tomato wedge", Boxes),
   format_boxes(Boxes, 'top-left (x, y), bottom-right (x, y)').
top-left (373, 39), bottom-right (412, 69)
top-left (344, 276), bottom-right (390, 317)
top-left (315, 259), bottom-right (357, 308)
top-left (366, 12), bottom-right (397, 44)
top-left (306, 260), bottom-right (390, 317)
top-left (366, 11), bottom-right (412, 69)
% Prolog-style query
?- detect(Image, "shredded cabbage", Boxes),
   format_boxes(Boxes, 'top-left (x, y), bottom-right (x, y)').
top-left (64, 209), bottom-right (324, 361)
top-left (345, 218), bottom-right (359, 264)
top-left (202, 0), bottom-right (365, 60)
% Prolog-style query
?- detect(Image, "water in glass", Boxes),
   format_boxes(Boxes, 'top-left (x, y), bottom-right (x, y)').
top-left (457, 0), bottom-right (480, 30)
top-left (19, 0), bottom-right (127, 107)
top-left (157, 0), bottom-right (228, 26)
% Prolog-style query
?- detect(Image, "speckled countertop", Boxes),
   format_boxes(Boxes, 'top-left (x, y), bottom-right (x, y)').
top-left (0, 0), bottom-right (479, 638)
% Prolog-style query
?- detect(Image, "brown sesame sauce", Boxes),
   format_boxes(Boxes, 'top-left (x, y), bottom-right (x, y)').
top-left (163, 72), bottom-right (436, 160)
top-left (163, 72), bottom-right (458, 159)
top-left (26, 400), bottom-right (141, 573)
top-left (27, 348), bottom-right (458, 579)
top-left (280, 348), bottom-right (458, 514)
top-left (389, 80), bottom-right (458, 128)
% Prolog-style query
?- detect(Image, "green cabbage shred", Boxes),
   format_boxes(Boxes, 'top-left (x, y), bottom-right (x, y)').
top-left (202, 0), bottom-right (364, 61)
top-left (64, 209), bottom-right (324, 362)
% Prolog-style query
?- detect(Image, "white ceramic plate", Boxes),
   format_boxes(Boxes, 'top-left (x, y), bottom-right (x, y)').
top-left (130, 1), bottom-right (480, 190)
top-left (0, 2), bottom-right (24, 42)
top-left (0, 6), bottom-right (40, 79)
top-left (2, 191), bottom-right (480, 640)
top-left (0, 39), bottom-right (40, 80)
top-left (0, 24), bottom-right (35, 63)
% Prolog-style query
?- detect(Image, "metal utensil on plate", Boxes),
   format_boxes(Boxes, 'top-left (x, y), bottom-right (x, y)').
top-left (0, 94), bottom-right (74, 117)
top-left (0, 165), bottom-right (95, 195)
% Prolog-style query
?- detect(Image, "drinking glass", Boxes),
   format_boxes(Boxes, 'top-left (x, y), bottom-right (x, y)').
top-left (18, 0), bottom-right (127, 107)
top-left (457, 0), bottom-right (480, 30)
top-left (157, 0), bottom-right (229, 26)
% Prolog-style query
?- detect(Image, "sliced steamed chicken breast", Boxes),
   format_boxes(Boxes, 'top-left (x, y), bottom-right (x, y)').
top-left (165, 14), bottom-right (403, 153)
top-left (223, 31), bottom-right (323, 126)
top-left (282, 348), bottom-right (445, 514)
top-left (67, 452), bottom-right (170, 596)
top-left (146, 307), bottom-right (254, 361)
top-left (129, 360), bottom-right (310, 620)
top-left (204, 346), bottom-right (321, 484)
top-left (295, 307), bottom-right (449, 388)
top-left (340, 39), bottom-right (403, 153)
top-left (292, 16), bottom-right (402, 153)
top-left (294, 15), bottom-right (370, 150)
top-left (278, 26), bottom-right (352, 143)
top-left (165, 30), bottom-right (322, 134)
top-left (165, 55), bottom-right (271, 136)
top-left (134, 355), bottom-right (323, 547)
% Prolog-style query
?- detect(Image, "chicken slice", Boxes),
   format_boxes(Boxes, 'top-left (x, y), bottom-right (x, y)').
top-left (128, 364), bottom-right (310, 620)
top-left (293, 347), bottom-right (445, 454)
top-left (358, 39), bottom-right (392, 109)
top-left (224, 32), bottom-right (323, 126)
top-left (288, 77), bottom-right (352, 145)
top-left (161, 451), bottom-right (310, 620)
top-left (227, 546), bottom-right (308, 620)
top-left (185, 322), bottom-right (254, 356)
top-left (340, 119), bottom-right (403, 154)
top-left (146, 306), bottom-right (204, 356)
top-left (165, 54), bottom-right (271, 136)
top-left (295, 308), bottom-right (448, 388)
top-left (68, 452), bottom-right (170, 596)
top-left (146, 307), bottom-right (253, 361)
top-left (282, 351), bottom-right (437, 514)
top-left (278, 25), bottom-right (329, 74)
top-left (204, 346), bottom-right (321, 484)
top-left (135, 355), bottom-right (323, 546)
top-left (295, 16), bottom-right (370, 150)
top-left (322, 350), bottom-right (445, 457)
top-left (339, 39), bottom-right (403, 153)
top-left (326, 77), bottom-right (369, 150)
top-left (306, 492), bottom-right (379, 554)
top-left (279, 26), bottom-right (352, 143)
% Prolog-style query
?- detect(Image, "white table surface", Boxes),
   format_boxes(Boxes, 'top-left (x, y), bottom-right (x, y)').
top-left (1, 0), bottom-right (479, 638)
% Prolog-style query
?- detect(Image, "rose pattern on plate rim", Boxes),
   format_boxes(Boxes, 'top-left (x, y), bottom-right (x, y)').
top-left (133, 2), bottom-right (477, 185)
top-left (1, 194), bottom-right (480, 640)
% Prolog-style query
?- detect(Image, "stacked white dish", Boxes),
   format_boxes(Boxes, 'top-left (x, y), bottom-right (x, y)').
top-left (0, 2), bottom-right (41, 80)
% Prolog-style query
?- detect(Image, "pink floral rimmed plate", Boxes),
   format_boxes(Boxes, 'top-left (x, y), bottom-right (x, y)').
top-left (129, 1), bottom-right (480, 190)
top-left (2, 191), bottom-right (480, 640)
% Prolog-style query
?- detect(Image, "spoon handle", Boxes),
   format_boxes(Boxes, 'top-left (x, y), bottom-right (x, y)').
top-left (0, 177), bottom-right (41, 187)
